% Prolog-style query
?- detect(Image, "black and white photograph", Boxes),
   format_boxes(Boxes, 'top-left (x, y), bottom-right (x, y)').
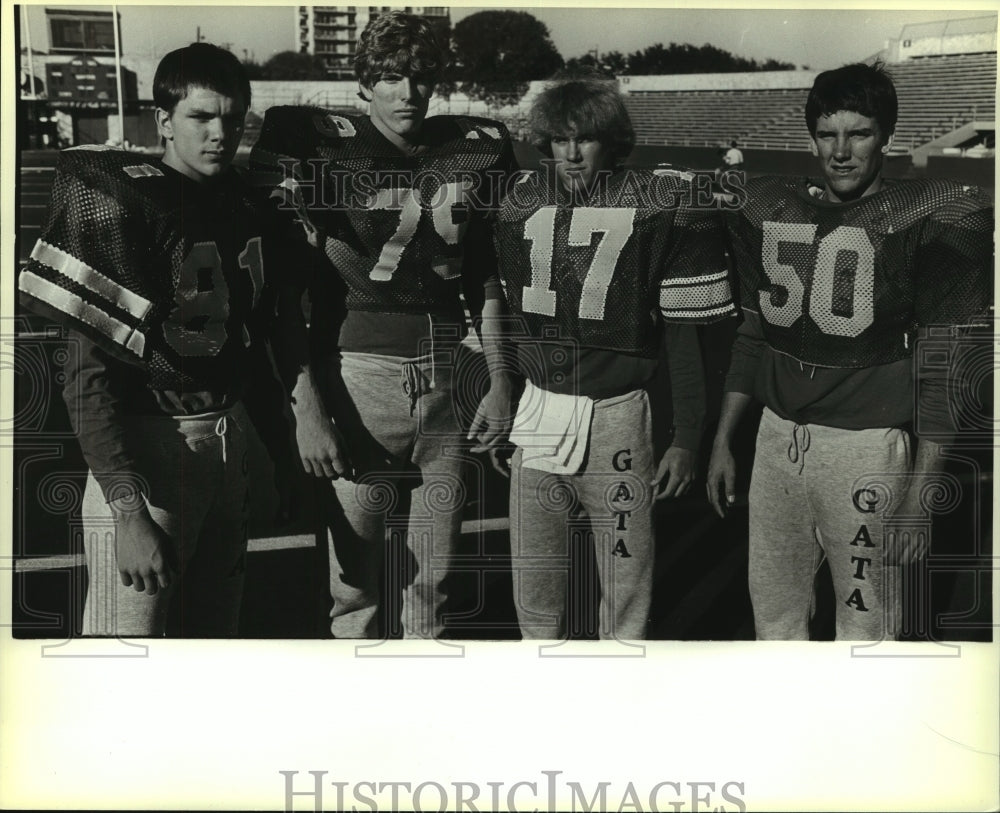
top-left (2, 1), bottom-right (998, 810)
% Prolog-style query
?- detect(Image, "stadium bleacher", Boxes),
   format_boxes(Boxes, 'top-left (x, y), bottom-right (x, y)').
top-left (627, 88), bottom-right (808, 150)
top-left (890, 51), bottom-right (996, 151)
top-left (623, 50), bottom-right (996, 155)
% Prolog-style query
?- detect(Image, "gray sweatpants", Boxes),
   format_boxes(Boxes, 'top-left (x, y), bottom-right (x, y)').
top-left (509, 388), bottom-right (654, 640)
top-left (81, 403), bottom-right (250, 637)
top-left (321, 351), bottom-right (467, 639)
top-left (748, 407), bottom-right (907, 641)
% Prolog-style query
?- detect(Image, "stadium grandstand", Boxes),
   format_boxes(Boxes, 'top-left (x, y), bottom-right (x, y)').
top-left (615, 14), bottom-right (996, 170)
top-left (19, 12), bottom-right (996, 172)
top-left (618, 50), bottom-right (996, 154)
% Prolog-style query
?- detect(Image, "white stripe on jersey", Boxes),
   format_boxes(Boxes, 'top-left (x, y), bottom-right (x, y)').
top-left (19, 270), bottom-right (147, 357)
top-left (659, 277), bottom-right (735, 316)
top-left (123, 164), bottom-right (164, 178)
top-left (30, 240), bottom-right (154, 321)
top-left (660, 302), bottom-right (738, 321)
top-left (661, 269), bottom-right (730, 287)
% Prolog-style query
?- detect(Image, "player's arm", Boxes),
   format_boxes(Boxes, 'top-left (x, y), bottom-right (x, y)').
top-left (272, 281), bottom-right (352, 480)
top-left (62, 331), bottom-right (178, 594)
top-left (466, 163), bottom-right (520, 452)
top-left (652, 323), bottom-right (705, 499)
top-left (656, 193), bottom-right (740, 504)
top-left (467, 284), bottom-right (518, 451)
top-left (706, 310), bottom-right (762, 517)
top-left (886, 192), bottom-right (996, 562)
top-left (22, 157), bottom-right (178, 595)
top-left (250, 112), bottom-right (352, 480)
top-left (885, 435), bottom-right (946, 566)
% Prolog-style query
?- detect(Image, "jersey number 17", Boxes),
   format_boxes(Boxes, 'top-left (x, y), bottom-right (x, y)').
top-left (520, 206), bottom-right (636, 320)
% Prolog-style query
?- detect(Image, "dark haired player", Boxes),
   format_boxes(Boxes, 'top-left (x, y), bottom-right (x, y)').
top-left (18, 43), bottom-right (291, 636)
top-left (707, 62), bottom-right (993, 640)
top-left (250, 11), bottom-right (516, 638)
top-left (494, 78), bottom-right (735, 639)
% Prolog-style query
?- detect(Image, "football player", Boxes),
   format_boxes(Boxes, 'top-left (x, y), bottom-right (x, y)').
top-left (494, 78), bottom-right (736, 639)
top-left (706, 62), bottom-right (993, 640)
top-left (18, 43), bottom-right (291, 637)
top-left (250, 11), bottom-right (516, 638)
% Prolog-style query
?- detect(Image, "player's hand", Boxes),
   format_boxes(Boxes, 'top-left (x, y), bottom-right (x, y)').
top-left (467, 377), bottom-right (515, 453)
top-left (706, 443), bottom-right (737, 518)
top-left (884, 484), bottom-right (930, 566)
top-left (488, 444), bottom-right (515, 479)
top-left (652, 446), bottom-right (696, 500)
top-left (295, 413), bottom-right (353, 480)
top-left (111, 499), bottom-right (178, 595)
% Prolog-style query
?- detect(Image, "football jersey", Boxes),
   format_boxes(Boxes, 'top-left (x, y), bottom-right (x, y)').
top-left (494, 168), bottom-right (735, 357)
top-left (18, 146), bottom-right (271, 393)
top-left (249, 108), bottom-right (515, 315)
top-left (729, 175), bottom-right (994, 368)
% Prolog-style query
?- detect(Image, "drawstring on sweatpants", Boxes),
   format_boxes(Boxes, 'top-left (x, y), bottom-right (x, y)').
top-left (787, 423), bottom-right (811, 475)
top-left (401, 363), bottom-right (421, 416)
top-left (215, 414), bottom-right (228, 463)
top-left (400, 316), bottom-right (437, 416)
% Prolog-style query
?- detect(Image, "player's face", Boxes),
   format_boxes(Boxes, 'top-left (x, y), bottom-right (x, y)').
top-left (364, 71), bottom-right (435, 149)
top-left (156, 86), bottom-right (247, 183)
top-left (809, 110), bottom-right (893, 202)
top-left (550, 132), bottom-right (615, 193)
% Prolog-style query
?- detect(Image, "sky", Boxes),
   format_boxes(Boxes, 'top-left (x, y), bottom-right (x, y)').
top-left (17, 2), bottom-right (999, 70)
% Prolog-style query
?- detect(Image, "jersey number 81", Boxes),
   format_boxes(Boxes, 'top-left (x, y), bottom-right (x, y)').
top-left (162, 237), bottom-right (264, 357)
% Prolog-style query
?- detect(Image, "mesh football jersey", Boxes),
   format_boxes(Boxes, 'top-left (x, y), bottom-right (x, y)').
top-left (729, 175), bottom-right (994, 368)
top-left (19, 146), bottom-right (270, 392)
top-left (249, 108), bottom-right (514, 314)
top-left (494, 169), bottom-right (735, 357)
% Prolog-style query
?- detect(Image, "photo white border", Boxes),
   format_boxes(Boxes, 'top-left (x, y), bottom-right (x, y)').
top-left (2, 2), bottom-right (998, 810)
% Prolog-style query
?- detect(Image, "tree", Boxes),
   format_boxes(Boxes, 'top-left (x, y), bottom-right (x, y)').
top-left (260, 50), bottom-right (329, 80)
top-left (449, 11), bottom-right (563, 107)
top-left (623, 42), bottom-right (795, 75)
top-left (564, 50), bottom-right (627, 79)
top-left (243, 59), bottom-right (266, 80)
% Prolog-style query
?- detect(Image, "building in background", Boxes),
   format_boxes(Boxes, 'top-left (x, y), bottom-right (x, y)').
top-left (46, 7), bottom-right (119, 54)
top-left (297, 5), bottom-right (449, 78)
top-left (19, 7), bottom-right (150, 149)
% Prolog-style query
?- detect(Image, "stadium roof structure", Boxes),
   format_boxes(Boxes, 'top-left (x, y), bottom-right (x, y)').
top-left (899, 14), bottom-right (997, 40)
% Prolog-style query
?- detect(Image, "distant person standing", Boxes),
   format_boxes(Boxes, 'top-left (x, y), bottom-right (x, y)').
top-left (722, 139), bottom-right (744, 173)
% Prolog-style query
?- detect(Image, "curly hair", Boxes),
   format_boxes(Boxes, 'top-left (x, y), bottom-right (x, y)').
top-left (805, 60), bottom-right (897, 139)
top-left (154, 42), bottom-right (251, 113)
top-left (354, 10), bottom-right (451, 89)
top-left (528, 77), bottom-right (635, 161)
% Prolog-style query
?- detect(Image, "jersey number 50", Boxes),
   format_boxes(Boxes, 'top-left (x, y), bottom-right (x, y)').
top-left (520, 206), bottom-right (636, 319)
top-left (162, 238), bottom-right (264, 356)
top-left (761, 222), bottom-right (874, 338)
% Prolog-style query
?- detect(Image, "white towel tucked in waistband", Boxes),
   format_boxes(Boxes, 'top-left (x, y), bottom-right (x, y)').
top-left (508, 380), bottom-right (593, 474)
